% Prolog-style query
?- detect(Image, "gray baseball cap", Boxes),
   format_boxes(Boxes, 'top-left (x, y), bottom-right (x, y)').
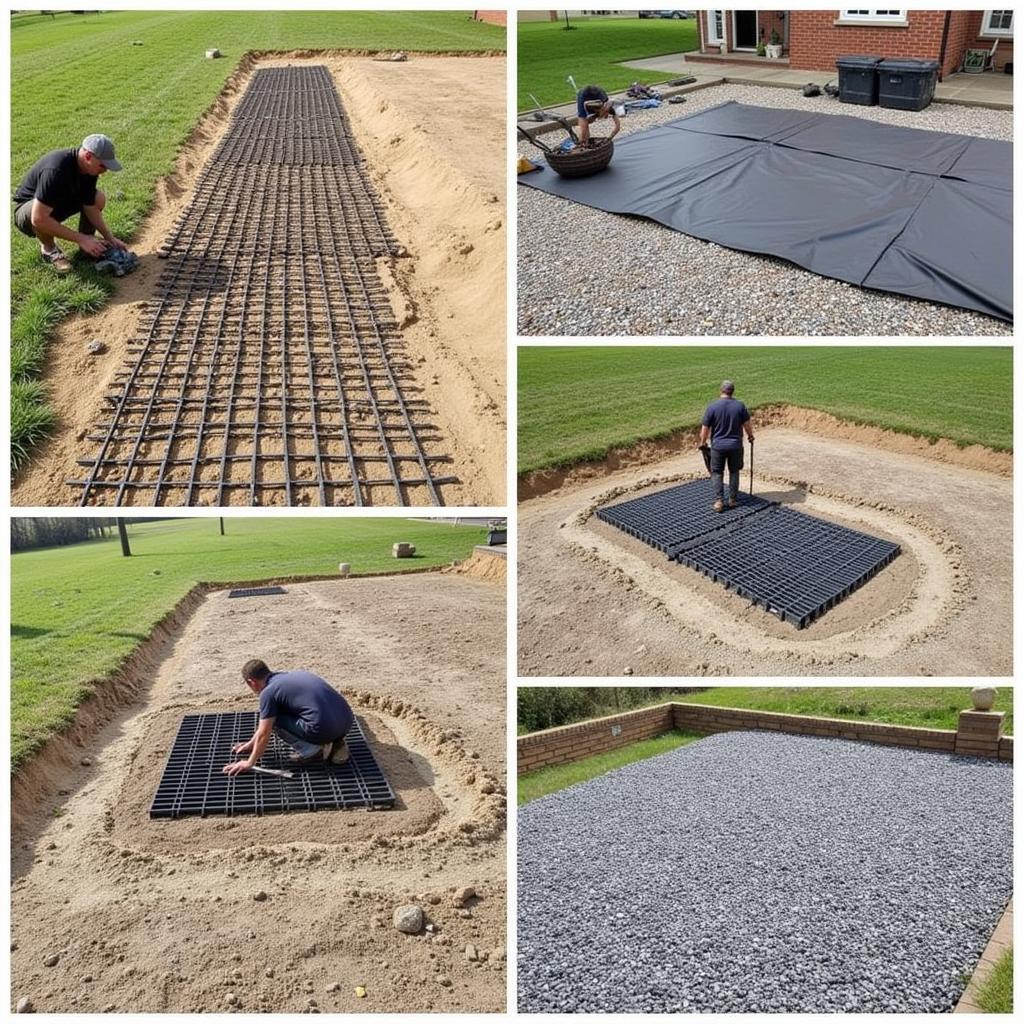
top-left (80, 134), bottom-right (122, 171)
top-left (721, 379), bottom-right (735, 393)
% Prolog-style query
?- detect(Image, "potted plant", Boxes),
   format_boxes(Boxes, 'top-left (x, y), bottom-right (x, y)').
top-left (756, 39), bottom-right (767, 58)
top-left (719, 40), bottom-right (728, 55)
top-left (766, 29), bottom-right (783, 59)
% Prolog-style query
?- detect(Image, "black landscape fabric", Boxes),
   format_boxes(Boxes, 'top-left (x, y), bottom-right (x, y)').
top-left (519, 102), bottom-right (1012, 321)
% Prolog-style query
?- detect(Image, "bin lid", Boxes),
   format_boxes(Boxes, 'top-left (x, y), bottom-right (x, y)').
top-left (878, 58), bottom-right (940, 72)
top-left (836, 54), bottom-right (883, 68)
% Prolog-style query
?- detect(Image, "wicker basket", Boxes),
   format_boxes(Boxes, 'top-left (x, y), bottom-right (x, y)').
top-left (544, 137), bottom-right (614, 179)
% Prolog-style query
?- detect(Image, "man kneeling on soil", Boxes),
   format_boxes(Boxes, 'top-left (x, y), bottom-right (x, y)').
top-left (699, 379), bottom-right (754, 512)
top-left (13, 133), bottom-right (128, 274)
top-left (223, 659), bottom-right (354, 776)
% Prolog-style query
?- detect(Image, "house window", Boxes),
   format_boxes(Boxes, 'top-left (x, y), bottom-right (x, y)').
top-left (841, 10), bottom-right (907, 20)
top-left (982, 10), bottom-right (1013, 35)
top-left (707, 9), bottom-right (725, 44)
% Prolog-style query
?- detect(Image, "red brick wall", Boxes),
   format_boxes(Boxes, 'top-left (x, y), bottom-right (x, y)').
top-left (758, 11), bottom-right (786, 50)
top-left (517, 705), bottom-right (675, 774)
top-left (788, 9), bottom-right (948, 73)
top-left (473, 10), bottom-right (506, 27)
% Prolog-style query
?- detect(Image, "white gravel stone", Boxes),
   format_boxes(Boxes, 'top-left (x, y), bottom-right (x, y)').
top-left (517, 84), bottom-right (1011, 337)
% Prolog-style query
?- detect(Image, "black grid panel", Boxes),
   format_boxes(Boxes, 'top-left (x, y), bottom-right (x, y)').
top-left (597, 479), bottom-right (900, 629)
top-left (227, 586), bottom-right (286, 598)
top-left (149, 711), bottom-right (396, 819)
top-left (72, 65), bottom-right (453, 507)
top-left (596, 478), bottom-right (772, 554)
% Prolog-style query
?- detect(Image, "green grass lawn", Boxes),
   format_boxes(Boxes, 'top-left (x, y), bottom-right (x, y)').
top-left (679, 687), bottom-right (1014, 735)
top-left (518, 346), bottom-right (1013, 473)
top-left (518, 729), bottom-right (701, 804)
top-left (975, 947), bottom-right (1012, 1013)
top-left (11, 517), bottom-right (487, 772)
top-left (10, 10), bottom-right (505, 469)
top-left (518, 16), bottom-right (697, 109)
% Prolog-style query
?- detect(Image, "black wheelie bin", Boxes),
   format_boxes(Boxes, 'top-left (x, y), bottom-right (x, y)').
top-left (877, 58), bottom-right (940, 110)
top-left (835, 55), bottom-right (883, 104)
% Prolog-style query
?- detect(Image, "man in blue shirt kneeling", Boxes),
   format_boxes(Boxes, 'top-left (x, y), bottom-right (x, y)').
top-left (699, 380), bottom-right (755, 513)
top-left (223, 658), bottom-right (355, 776)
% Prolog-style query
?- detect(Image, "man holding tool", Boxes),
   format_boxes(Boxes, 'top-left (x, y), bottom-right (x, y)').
top-left (13, 133), bottom-right (128, 274)
top-left (575, 84), bottom-right (622, 146)
top-left (222, 659), bottom-right (355, 776)
top-left (699, 380), bottom-right (754, 512)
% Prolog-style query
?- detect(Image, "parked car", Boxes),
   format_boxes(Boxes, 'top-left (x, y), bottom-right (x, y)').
top-left (640, 9), bottom-right (692, 17)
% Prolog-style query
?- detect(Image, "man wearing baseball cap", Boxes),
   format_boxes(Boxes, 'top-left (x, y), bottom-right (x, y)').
top-left (699, 380), bottom-right (754, 512)
top-left (13, 133), bottom-right (128, 274)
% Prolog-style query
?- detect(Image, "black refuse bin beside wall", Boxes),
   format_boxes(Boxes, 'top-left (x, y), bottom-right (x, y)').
top-left (877, 58), bottom-right (940, 111)
top-left (836, 55), bottom-right (883, 105)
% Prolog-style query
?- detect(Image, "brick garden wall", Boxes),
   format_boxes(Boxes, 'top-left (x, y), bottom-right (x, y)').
top-left (472, 10), bottom-right (507, 27)
top-left (517, 704), bottom-right (674, 774)
top-left (672, 703), bottom-right (956, 752)
top-left (517, 702), bottom-right (1012, 774)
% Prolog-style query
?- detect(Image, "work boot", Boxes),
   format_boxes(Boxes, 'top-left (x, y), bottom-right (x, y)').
top-left (329, 738), bottom-right (351, 765)
top-left (712, 499), bottom-right (724, 513)
top-left (727, 497), bottom-right (739, 509)
top-left (40, 247), bottom-right (72, 274)
top-left (289, 749), bottom-right (327, 766)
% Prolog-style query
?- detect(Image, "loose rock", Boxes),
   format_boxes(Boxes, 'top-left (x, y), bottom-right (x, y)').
top-left (392, 904), bottom-right (424, 934)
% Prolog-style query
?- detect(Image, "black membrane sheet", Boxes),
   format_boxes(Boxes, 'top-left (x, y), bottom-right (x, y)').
top-left (520, 101), bottom-right (1012, 321)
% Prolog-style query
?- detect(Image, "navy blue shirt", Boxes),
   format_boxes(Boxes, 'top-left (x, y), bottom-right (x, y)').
top-left (258, 669), bottom-right (353, 742)
top-left (702, 397), bottom-right (750, 451)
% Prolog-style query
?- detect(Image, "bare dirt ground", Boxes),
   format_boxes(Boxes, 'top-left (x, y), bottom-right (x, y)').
top-left (518, 428), bottom-right (1012, 677)
top-left (11, 571), bottom-right (507, 1013)
top-left (12, 53), bottom-right (506, 507)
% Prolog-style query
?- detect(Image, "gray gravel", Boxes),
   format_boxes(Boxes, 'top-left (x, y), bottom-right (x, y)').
top-left (517, 84), bottom-right (1012, 336)
top-left (518, 731), bottom-right (1012, 1013)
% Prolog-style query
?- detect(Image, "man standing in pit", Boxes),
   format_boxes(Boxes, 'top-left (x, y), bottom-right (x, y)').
top-left (575, 84), bottom-right (622, 147)
top-left (699, 380), bottom-right (754, 512)
top-left (223, 659), bottom-right (355, 775)
top-left (13, 133), bottom-right (128, 274)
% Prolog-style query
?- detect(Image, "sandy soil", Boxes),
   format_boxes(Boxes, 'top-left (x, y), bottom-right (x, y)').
top-left (518, 428), bottom-right (1012, 677)
top-left (12, 53), bottom-right (506, 507)
top-left (11, 572), bottom-right (507, 1013)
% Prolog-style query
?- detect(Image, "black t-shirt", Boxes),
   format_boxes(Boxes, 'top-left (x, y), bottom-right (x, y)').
top-left (13, 148), bottom-right (97, 222)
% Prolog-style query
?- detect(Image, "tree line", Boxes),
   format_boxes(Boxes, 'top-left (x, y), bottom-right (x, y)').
top-left (518, 686), bottom-right (709, 734)
top-left (10, 517), bottom-right (179, 552)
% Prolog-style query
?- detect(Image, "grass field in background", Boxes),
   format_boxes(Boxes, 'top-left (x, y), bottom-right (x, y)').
top-left (516, 686), bottom-right (1013, 736)
top-left (11, 517), bottom-right (486, 770)
top-left (517, 729), bottom-right (701, 804)
top-left (517, 16), bottom-right (696, 109)
top-left (10, 10), bottom-right (505, 468)
top-left (518, 346), bottom-right (1013, 473)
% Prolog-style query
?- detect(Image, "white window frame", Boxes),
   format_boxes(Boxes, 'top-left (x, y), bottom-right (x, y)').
top-left (707, 9), bottom-right (725, 45)
top-left (982, 10), bottom-right (1014, 36)
top-left (840, 10), bottom-right (906, 20)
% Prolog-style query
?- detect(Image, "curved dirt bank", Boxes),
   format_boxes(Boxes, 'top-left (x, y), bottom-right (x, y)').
top-left (12, 574), bottom-right (506, 1012)
top-left (518, 427), bottom-right (1011, 676)
top-left (518, 405), bottom-right (1012, 501)
top-left (13, 53), bottom-right (506, 507)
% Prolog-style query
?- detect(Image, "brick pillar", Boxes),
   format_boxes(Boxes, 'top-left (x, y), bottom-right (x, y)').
top-left (955, 710), bottom-right (1005, 758)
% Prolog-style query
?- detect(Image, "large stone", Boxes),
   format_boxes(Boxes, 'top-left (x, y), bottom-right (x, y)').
top-left (338, 563), bottom-right (351, 577)
top-left (970, 687), bottom-right (997, 711)
top-left (392, 542), bottom-right (416, 558)
top-left (392, 904), bottom-right (424, 934)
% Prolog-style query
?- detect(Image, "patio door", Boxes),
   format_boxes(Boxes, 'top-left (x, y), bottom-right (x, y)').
top-left (733, 10), bottom-right (758, 50)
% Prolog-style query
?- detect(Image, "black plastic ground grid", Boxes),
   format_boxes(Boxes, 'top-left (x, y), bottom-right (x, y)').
top-left (597, 479), bottom-right (900, 628)
top-left (227, 586), bottom-right (287, 598)
top-left (149, 711), bottom-right (395, 819)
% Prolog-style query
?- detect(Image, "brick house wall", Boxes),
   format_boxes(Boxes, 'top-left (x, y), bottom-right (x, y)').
top-left (472, 10), bottom-right (507, 27)
top-left (787, 9), bottom-right (1013, 78)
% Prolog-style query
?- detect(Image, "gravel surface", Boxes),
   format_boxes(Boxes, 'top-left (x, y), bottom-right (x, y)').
top-left (517, 84), bottom-right (1012, 336)
top-left (518, 731), bottom-right (1012, 1013)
